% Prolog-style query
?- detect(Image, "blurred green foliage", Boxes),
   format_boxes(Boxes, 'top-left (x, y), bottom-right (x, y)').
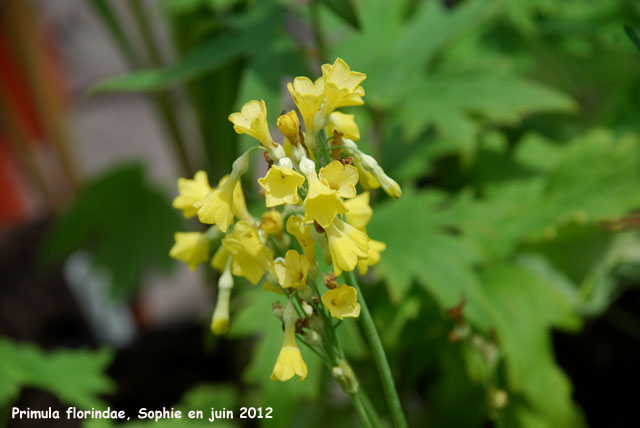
top-left (0, 338), bottom-right (113, 409)
top-left (30, 0), bottom-right (640, 427)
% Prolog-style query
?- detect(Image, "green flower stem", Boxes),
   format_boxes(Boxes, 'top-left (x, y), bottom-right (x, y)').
top-left (350, 389), bottom-right (375, 428)
top-left (343, 271), bottom-right (409, 428)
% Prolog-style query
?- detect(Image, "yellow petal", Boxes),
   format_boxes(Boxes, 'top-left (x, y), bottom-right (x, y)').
top-left (258, 165), bottom-right (305, 207)
top-left (325, 217), bottom-right (368, 275)
top-left (172, 170), bottom-right (212, 218)
top-left (319, 160), bottom-right (359, 199)
top-left (261, 210), bottom-right (284, 236)
top-left (321, 284), bottom-right (361, 319)
top-left (327, 111), bottom-right (360, 141)
top-left (222, 221), bottom-right (273, 284)
top-left (357, 239), bottom-right (386, 275)
top-left (228, 100), bottom-right (275, 147)
top-left (321, 58), bottom-right (366, 116)
top-left (169, 232), bottom-right (210, 271)
top-left (286, 215), bottom-right (316, 263)
top-left (303, 176), bottom-right (347, 228)
top-left (344, 192), bottom-right (373, 230)
top-left (287, 76), bottom-right (325, 134)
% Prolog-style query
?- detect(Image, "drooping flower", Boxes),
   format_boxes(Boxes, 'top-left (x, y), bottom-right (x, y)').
top-left (273, 249), bottom-right (310, 289)
top-left (195, 177), bottom-right (237, 232)
top-left (325, 217), bottom-right (369, 275)
top-left (228, 100), bottom-right (275, 147)
top-left (344, 192), bottom-right (373, 230)
top-left (287, 76), bottom-right (325, 135)
top-left (261, 210), bottom-right (284, 237)
top-left (353, 157), bottom-right (380, 190)
top-left (271, 302), bottom-right (308, 382)
top-left (321, 284), bottom-right (361, 319)
top-left (169, 232), bottom-right (210, 271)
top-left (258, 165), bottom-right (305, 207)
top-left (321, 58), bottom-right (366, 117)
top-left (357, 239), bottom-right (386, 275)
top-left (298, 158), bottom-right (346, 228)
top-left (222, 221), bottom-right (273, 284)
top-left (326, 111), bottom-right (360, 141)
top-left (319, 160), bottom-right (359, 199)
top-left (172, 170), bottom-right (212, 218)
top-left (286, 215), bottom-right (316, 263)
top-left (211, 265), bottom-right (233, 335)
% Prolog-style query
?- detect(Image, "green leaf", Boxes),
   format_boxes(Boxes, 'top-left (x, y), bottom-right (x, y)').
top-left (318, 0), bottom-right (360, 29)
top-left (625, 24), bottom-right (640, 52)
top-left (40, 164), bottom-right (183, 299)
top-left (481, 264), bottom-right (586, 427)
top-left (0, 338), bottom-right (113, 408)
top-left (90, 5), bottom-right (282, 93)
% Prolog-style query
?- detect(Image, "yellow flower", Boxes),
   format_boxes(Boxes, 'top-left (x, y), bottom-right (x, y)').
top-left (211, 266), bottom-right (233, 335)
top-left (326, 111), bottom-right (360, 141)
top-left (271, 303), bottom-right (308, 382)
top-left (261, 210), bottom-right (284, 236)
top-left (211, 246), bottom-right (231, 272)
top-left (228, 100), bottom-right (275, 147)
top-left (287, 76), bottom-right (325, 134)
top-left (169, 232), bottom-right (210, 271)
top-left (222, 221), bottom-right (273, 284)
top-left (299, 158), bottom-right (347, 228)
top-left (195, 176), bottom-right (237, 232)
top-left (231, 178), bottom-right (253, 223)
top-left (321, 285), bottom-right (361, 319)
top-left (325, 217), bottom-right (369, 275)
top-left (344, 192), bottom-right (373, 230)
top-left (273, 250), bottom-right (310, 289)
top-left (353, 158), bottom-right (380, 190)
top-left (286, 215), bottom-right (316, 263)
top-left (319, 160), bottom-right (359, 199)
top-left (357, 239), bottom-right (386, 275)
top-left (321, 58), bottom-right (366, 116)
top-left (277, 110), bottom-right (301, 146)
top-left (258, 165), bottom-right (305, 207)
top-left (172, 170), bottom-right (212, 218)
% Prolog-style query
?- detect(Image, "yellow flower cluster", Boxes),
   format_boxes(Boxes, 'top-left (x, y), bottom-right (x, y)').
top-left (169, 58), bottom-right (400, 382)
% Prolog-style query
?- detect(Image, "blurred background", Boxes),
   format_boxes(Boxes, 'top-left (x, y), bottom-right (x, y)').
top-left (1, 0), bottom-right (640, 427)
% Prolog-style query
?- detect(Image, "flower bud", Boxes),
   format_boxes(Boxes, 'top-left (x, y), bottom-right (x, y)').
top-left (277, 111), bottom-right (301, 145)
top-left (272, 302), bottom-right (284, 320)
top-left (211, 268), bottom-right (234, 335)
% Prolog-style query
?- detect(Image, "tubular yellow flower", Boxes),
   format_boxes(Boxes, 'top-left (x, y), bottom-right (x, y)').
top-left (258, 165), bottom-right (305, 207)
top-left (287, 76), bottom-right (325, 135)
top-left (273, 249), bottom-right (310, 289)
top-left (231, 178), bottom-right (253, 223)
top-left (353, 157), bottom-right (380, 190)
top-left (228, 100), bottom-right (275, 147)
top-left (325, 217), bottom-right (369, 275)
top-left (271, 302), bottom-right (308, 382)
top-left (261, 210), bottom-right (284, 236)
top-left (211, 246), bottom-right (231, 273)
top-left (327, 111), bottom-right (360, 141)
top-left (222, 221), bottom-right (274, 284)
top-left (357, 239), bottom-right (386, 275)
top-left (319, 160), bottom-right (359, 199)
top-left (169, 232), bottom-right (210, 271)
top-left (277, 110), bottom-right (301, 146)
top-left (321, 284), bottom-right (361, 319)
top-left (344, 192), bottom-right (373, 230)
top-left (195, 177), bottom-right (236, 232)
top-left (321, 58), bottom-right (366, 117)
top-left (286, 215), bottom-right (316, 263)
top-left (173, 170), bottom-right (212, 218)
top-left (299, 158), bottom-right (346, 228)
top-left (211, 265), bottom-right (233, 335)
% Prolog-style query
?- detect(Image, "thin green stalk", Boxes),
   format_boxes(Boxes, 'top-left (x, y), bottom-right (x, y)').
top-left (343, 271), bottom-right (408, 428)
top-left (310, 0), bottom-right (328, 64)
top-left (350, 389), bottom-right (375, 428)
top-left (127, 0), bottom-right (194, 175)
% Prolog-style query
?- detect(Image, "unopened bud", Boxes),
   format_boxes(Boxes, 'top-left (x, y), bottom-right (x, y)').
top-left (277, 111), bottom-right (301, 145)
